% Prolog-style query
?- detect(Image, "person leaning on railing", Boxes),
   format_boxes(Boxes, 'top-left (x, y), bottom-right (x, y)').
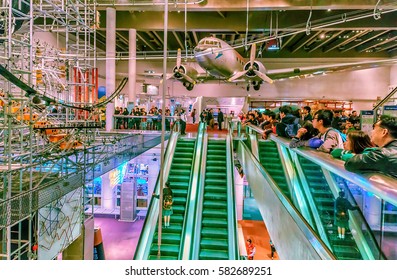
top-left (345, 115), bottom-right (397, 179)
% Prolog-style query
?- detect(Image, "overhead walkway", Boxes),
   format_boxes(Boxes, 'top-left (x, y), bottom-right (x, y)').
top-left (239, 124), bottom-right (395, 259)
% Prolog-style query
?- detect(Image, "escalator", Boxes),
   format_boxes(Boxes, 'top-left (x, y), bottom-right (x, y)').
top-left (198, 139), bottom-right (230, 260)
top-left (298, 156), bottom-right (362, 260)
top-left (148, 138), bottom-right (196, 260)
top-left (258, 140), bottom-right (292, 201)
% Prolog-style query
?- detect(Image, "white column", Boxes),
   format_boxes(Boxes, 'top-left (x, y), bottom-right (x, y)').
top-left (129, 29), bottom-right (137, 107)
top-left (101, 175), bottom-right (115, 210)
top-left (105, 7), bottom-right (116, 131)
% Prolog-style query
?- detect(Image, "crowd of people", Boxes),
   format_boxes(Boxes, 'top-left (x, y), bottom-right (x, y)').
top-left (239, 105), bottom-right (397, 180)
top-left (113, 105), bottom-right (174, 131)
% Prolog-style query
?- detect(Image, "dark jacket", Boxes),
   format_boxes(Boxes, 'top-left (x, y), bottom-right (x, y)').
top-left (345, 139), bottom-right (397, 179)
top-left (276, 114), bottom-right (298, 138)
top-left (217, 111), bottom-right (224, 123)
top-left (335, 196), bottom-right (358, 221)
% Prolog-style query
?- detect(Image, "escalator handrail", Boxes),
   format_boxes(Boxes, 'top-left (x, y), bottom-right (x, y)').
top-left (190, 131), bottom-right (208, 259)
top-left (133, 131), bottom-right (178, 260)
top-left (246, 123), bottom-right (388, 259)
top-left (238, 140), bottom-right (336, 259)
top-left (226, 130), bottom-right (239, 259)
top-left (180, 122), bottom-right (206, 259)
top-left (245, 123), bottom-right (397, 207)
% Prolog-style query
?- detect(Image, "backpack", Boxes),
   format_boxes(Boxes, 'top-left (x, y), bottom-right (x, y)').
top-left (163, 195), bottom-right (173, 209)
top-left (285, 118), bottom-right (301, 138)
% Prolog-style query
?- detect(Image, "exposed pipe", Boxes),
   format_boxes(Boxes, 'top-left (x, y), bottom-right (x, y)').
top-left (96, 0), bottom-right (205, 7)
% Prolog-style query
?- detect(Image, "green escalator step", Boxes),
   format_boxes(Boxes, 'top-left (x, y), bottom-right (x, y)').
top-left (205, 178), bottom-right (227, 185)
top-left (202, 218), bottom-right (227, 227)
top-left (201, 238), bottom-right (228, 250)
top-left (174, 152), bottom-right (193, 158)
top-left (310, 188), bottom-right (333, 196)
top-left (170, 181), bottom-right (190, 189)
top-left (205, 172), bottom-right (226, 178)
top-left (173, 196), bottom-right (187, 205)
top-left (313, 197), bottom-right (334, 205)
top-left (172, 158), bottom-right (192, 164)
top-left (201, 227), bottom-right (228, 239)
top-left (172, 205), bottom-right (185, 213)
top-left (199, 249), bottom-right (229, 260)
top-left (205, 186), bottom-right (227, 193)
top-left (168, 175), bottom-right (190, 182)
top-left (156, 224), bottom-right (183, 234)
top-left (171, 169), bottom-right (192, 176)
top-left (154, 233), bottom-right (181, 244)
top-left (202, 209), bottom-right (227, 218)
top-left (169, 214), bottom-right (184, 224)
top-left (148, 255), bottom-right (178, 260)
top-left (203, 200), bottom-right (227, 209)
top-left (150, 244), bottom-right (179, 256)
top-left (207, 159), bottom-right (226, 165)
top-left (332, 245), bottom-right (361, 258)
top-left (204, 192), bottom-right (227, 201)
top-left (171, 162), bottom-right (192, 168)
top-left (172, 188), bottom-right (188, 196)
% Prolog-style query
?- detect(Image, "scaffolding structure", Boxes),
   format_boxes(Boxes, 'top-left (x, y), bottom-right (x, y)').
top-left (0, 0), bottom-right (101, 260)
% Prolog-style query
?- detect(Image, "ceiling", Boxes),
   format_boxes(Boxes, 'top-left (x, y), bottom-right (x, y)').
top-left (95, 0), bottom-right (397, 60)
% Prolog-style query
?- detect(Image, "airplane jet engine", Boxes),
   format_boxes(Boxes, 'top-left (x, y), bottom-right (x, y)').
top-left (172, 64), bottom-right (198, 91)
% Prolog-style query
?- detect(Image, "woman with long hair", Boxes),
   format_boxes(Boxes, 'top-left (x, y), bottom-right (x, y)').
top-left (331, 130), bottom-right (376, 161)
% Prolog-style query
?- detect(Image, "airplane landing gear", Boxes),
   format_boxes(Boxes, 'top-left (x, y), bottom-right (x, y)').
top-left (253, 81), bottom-right (261, 91)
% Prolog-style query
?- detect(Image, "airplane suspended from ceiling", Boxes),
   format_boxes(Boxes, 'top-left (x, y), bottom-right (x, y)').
top-left (139, 36), bottom-right (397, 92)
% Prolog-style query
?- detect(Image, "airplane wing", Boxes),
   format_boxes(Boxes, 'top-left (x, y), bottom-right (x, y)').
top-left (266, 58), bottom-right (397, 80)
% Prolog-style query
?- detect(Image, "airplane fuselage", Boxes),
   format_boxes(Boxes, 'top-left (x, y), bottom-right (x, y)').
top-left (193, 38), bottom-right (245, 79)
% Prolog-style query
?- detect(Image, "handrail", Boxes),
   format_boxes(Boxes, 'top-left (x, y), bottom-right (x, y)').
top-left (245, 123), bottom-right (397, 206)
top-left (245, 123), bottom-right (392, 259)
top-left (238, 140), bottom-right (335, 259)
top-left (190, 130), bottom-right (208, 259)
top-left (180, 122), bottom-right (206, 259)
top-left (226, 128), bottom-right (239, 259)
top-left (133, 130), bottom-right (178, 260)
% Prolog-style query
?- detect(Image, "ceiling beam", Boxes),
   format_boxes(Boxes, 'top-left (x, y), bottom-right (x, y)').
top-left (152, 31), bottom-right (164, 46)
top-left (357, 31), bottom-right (397, 52)
top-left (103, 10), bottom-right (397, 32)
top-left (217, 11), bottom-right (226, 19)
top-left (96, 0), bottom-right (397, 12)
top-left (308, 31), bottom-right (344, 53)
top-left (146, 31), bottom-right (162, 48)
top-left (341, 30), bottom-right (390, 52)
top-left (375, 40), bottom-right (397, 53)
top-left (136, 32), bottom-right (156, 51)
top-left (192, 31), bottom-right (199, 45)
top-left (172, 31), bottom-right (185, 49)
top-left (289, 31), bottom-right (322, 53)
top-left (322, 31), bottom-right (355, 53)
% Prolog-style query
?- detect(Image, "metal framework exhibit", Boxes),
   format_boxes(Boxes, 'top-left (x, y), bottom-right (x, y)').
top-left (0, 0), bottom-right (131, 260)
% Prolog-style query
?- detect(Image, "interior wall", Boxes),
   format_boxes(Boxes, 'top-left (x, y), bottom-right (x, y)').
top-left (96, 58), bottom-right (394, 112)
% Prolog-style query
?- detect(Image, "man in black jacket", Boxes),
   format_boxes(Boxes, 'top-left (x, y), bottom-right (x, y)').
top-left (345, 115), bottom-right (397, 179)
top-left (217, 108), bottom-right (224, 130)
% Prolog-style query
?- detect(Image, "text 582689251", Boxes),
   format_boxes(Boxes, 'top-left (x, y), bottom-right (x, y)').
top-left (218, 266), bottom-right (272, 276)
